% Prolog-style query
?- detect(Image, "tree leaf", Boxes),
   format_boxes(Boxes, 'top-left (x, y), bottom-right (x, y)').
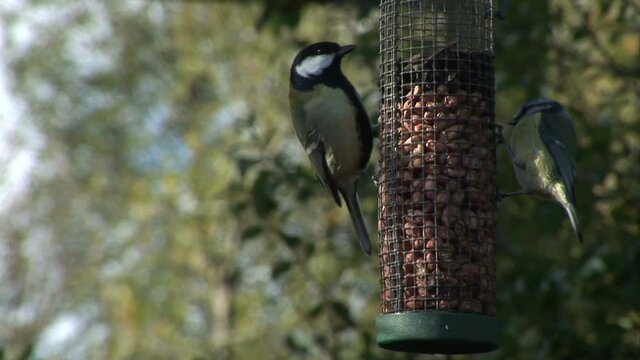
top-left (285, 331), bottom-right (309, 354)
top-left (302, 242), bottom-right (316, 257)
top-left (307, 303), bottom-right (325, 319)
top-left (271, 259), bottom-right (292, 279)
top-left (241, 224), bottom-right (264, 240)
top-left (279, 231), bottom-right (302, 249)
top-left (329, 300), bottom-right (355, 328)
top-left (251, 170), bottom-right (278, 218)
top-left (235, 155), bottom-right (260, 177)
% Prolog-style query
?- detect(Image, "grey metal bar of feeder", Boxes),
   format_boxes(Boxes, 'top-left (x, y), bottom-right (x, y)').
top-left (376, 0), bottom-right (498, 354)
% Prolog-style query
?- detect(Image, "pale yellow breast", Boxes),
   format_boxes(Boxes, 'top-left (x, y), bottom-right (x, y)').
top-left (510, 117), bottom-right (553, 198)
top-left (304, 86), bottom-right (361, 185)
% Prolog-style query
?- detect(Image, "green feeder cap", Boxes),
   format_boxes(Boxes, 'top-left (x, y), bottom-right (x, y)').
top-left (376, 311), bottom-right (498, 354)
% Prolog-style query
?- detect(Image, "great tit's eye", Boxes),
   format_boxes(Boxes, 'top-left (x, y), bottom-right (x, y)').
top-left (316, 48), bottom-right (322, 54)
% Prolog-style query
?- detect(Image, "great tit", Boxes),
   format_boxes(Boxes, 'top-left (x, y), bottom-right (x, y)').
top-left (503, 98), bottom-right (582, 242)
top-left (288, 42), bottom-right (373, 255)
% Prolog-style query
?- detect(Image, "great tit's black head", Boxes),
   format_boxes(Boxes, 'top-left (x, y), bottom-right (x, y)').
top-left (290, 42), bottom-right (356, 86)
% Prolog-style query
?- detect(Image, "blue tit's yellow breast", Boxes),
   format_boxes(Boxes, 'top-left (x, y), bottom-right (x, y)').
top-left (510, 117), bottom-right (557, 199)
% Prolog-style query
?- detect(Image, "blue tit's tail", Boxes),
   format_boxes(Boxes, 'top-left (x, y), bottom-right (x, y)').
top-left (561, 200), bottom-right (582, 243)
top-left (340, 186), bottom-right (372, 255)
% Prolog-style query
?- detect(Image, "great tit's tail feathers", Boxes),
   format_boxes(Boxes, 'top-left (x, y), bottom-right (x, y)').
top-left (340, 188), bottom-right (372, 255)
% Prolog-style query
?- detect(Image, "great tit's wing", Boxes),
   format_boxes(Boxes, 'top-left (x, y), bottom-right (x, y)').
top-left (305, 129), bottom-right (342, 207)
top-left (539, 118), bottom-right (577, 203)
top-left (289, 91), bottom-right (342, 206)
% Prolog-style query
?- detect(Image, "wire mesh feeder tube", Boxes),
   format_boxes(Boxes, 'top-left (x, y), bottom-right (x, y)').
top-left (376, 0), bottom-right (498, 354)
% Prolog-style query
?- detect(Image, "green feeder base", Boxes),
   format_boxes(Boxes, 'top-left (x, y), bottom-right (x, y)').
top-left (376, 311), bottom-right (498, 354)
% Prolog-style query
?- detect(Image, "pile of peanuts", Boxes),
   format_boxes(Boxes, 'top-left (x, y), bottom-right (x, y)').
top-left (378, 53), bottom-right (497, 315)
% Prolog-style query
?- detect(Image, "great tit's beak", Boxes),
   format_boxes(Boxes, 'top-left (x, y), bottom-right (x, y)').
top-left (338, 44), bottom-right (356, 56)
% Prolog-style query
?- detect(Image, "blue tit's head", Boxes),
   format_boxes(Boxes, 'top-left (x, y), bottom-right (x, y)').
top-left (509, 98), bottom-right (565, 125)
top-left (290, 42), bottom-right (356, 86)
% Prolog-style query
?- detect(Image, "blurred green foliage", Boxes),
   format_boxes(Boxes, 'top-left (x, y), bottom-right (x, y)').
top-left (0, 0), bottom-right (638, 359)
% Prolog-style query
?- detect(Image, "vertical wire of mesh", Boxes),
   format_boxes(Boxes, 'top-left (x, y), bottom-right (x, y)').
top-left (378, 0), bottom-right (496, 317)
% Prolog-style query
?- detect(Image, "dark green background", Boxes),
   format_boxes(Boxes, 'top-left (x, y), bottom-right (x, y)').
top-left (0, 0), bottom-right (638, 359)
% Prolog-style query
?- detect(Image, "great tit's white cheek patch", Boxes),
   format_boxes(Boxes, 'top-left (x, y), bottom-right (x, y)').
top-left (295, 54), bottom-right (335, 78)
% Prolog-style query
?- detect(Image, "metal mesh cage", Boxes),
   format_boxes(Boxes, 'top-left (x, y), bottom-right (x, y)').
top-left (376, 0), bottom-right (498, 353)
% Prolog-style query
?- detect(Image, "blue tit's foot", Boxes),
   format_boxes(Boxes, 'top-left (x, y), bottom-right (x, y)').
top-left (498, 190), bottom-right (529, 201)
top-left (371, 171), bottom-right (381, 186)
top-left (371, 123), bottom-right (380, 139)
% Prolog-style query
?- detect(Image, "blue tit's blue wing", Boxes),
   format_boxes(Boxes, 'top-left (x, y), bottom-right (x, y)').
top-left (305, 129), bottom-right (342, 207)
top-left (539, 118), bottom-right (577, 203)
top-left (543, 107), bottom-right (578, 160)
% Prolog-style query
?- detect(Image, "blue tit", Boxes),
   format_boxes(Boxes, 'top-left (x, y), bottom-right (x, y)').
top-left (288, 42), bottom-right (373, 255)
top-left (503, 98), bottom-right (582, 242)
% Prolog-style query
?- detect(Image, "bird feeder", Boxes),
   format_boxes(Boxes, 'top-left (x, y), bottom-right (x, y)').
top-left (377, 0), bottom-right (498, 354)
